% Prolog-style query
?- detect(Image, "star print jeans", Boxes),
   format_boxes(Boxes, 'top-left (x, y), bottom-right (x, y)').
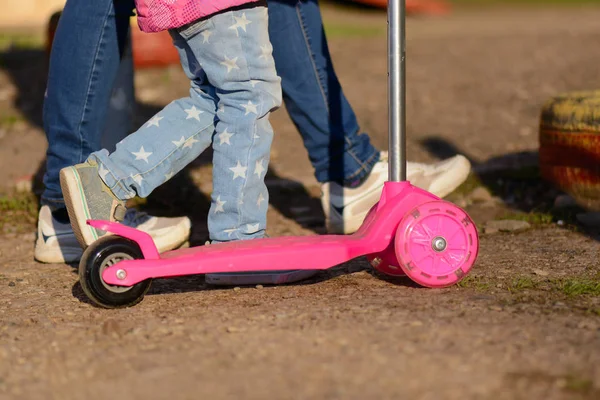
top-left (89, 5), bottom-right (282, 242)
top-left (41, 0), bottom-right (379, 210)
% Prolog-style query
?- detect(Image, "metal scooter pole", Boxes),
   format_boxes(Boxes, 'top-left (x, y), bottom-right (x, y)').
top-left (388, 0), bottom-right (406, 182)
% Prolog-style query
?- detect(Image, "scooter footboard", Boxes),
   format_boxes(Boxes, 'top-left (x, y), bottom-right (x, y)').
top-left (102, 235), bottom-right (382, 286)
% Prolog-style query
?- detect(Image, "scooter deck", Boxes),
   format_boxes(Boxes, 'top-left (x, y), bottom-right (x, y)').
top-left (96, 182), bottom-right (439, 286)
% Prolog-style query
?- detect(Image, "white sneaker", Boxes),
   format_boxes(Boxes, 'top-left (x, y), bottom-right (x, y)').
top-left (34, 205), bottom-right (191, 263)
top-left (321, 151), bottom-right (471, 234)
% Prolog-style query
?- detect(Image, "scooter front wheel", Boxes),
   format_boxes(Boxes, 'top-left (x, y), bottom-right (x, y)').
top-left (79, 236), bottom-right (151, 308)
top-left (395, 201), bottom-right (479, 288)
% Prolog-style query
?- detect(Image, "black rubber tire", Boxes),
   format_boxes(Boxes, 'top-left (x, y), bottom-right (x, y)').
top-left (79, 236), bottom-right (151, 309)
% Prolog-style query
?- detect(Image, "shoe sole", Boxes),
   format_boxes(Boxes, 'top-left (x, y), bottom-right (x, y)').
top-left (34, 246), bottom-right (83, 264)
top-left (60, 167), bottom-right (99, 249)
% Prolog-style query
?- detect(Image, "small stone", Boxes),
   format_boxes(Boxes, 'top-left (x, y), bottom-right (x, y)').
top-left (481, 199), bottom-right (499, 209)
top-left (226, 326), bottom-right (243, 333)
top-left (576, 212), bottom-right (600, 227)
top-left (255, 285), bottom-right (264, 289)
top-left (484, 220), bottom-right (531, 233)
top-left (519, 127), bottom-right (533, 137)
top-left (554, 194), bottom-right (577, 209)
top-left (557, 220), bottom-right (565, 226)
top-left (101, 319), bottom-right (122, 337)
top-left (532, 269), bottom-right (549, 277)
top-left (233, 287), bottom-right (241, 292)
top-left (577, 321), bottom-right (598, 330)
top-left (484, 226), bottom-right (499, 234)
top-left (13, 176), bottom-right (33, 193)
top-left (555, 378), bottom-right (568, 389)
top-left (409, 321), bottom-right (423, 327)
top-left (489, 306), bottom-right (503, 311)
top-left (8, 282), bottom-right (15, 287)
top-left (468, 187), bottom-right (493, 203)
top-left (453, 197), bottom-right (468, 208)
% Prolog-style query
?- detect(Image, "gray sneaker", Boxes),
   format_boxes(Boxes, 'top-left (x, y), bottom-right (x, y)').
top-left (59, 160), bottom-right (127, 248)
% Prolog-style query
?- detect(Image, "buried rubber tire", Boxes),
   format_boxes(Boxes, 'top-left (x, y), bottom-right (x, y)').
top-left (539, 91), bottom-right (600, 210)
top-left (79, 236), bottom-right (151, 309)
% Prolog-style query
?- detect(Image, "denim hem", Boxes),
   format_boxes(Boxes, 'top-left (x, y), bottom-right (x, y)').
top-left (342, 149), bottom-right (380, 187)
top-left (40, 196), bottom-right (66, 211)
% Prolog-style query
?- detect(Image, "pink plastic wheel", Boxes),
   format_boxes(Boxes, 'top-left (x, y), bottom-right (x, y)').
top-left (395, 201), bottom-right (478, 288)
top-left (367, 243), bottom-right (406, 277)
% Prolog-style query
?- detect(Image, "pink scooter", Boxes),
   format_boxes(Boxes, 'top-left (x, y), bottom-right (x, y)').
top-left (78, 0), bottom-right (479, 308)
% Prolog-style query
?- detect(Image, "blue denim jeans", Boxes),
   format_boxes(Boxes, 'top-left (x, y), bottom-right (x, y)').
top-left (91, 6), bottom-right (282, 242)
top-left (268, 0), bottom-right (379, 185)
top-left (41, 0), bottom-right (379, 209)
top-left (42, 0), bottom-right (136, 210)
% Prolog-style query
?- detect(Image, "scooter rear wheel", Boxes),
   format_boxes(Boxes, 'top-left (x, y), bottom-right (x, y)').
top-left (79, 236), bottom-right (151, 308)
top-left (395, 200), bottom-right (478, 288)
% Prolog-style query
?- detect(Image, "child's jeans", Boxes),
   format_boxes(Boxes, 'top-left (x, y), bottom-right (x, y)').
top-left (90, 5), bottom-right (282, 242)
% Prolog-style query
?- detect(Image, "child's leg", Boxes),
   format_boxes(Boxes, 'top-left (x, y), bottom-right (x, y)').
top-left (60, 25), bottom-right (221, 246)
top-left (171, 5), bottom-right (281, 242)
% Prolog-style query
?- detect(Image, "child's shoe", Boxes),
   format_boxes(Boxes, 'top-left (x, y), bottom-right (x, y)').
top-left (59, 160), bottom-right (127, 248)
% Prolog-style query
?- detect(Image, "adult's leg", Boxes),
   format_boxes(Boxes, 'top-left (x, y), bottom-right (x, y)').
top-left (268, 0), bottom-right (471, 234)
top-left (268, 0), bottom-right (379, 186)
top-left (42, 0), bottom-right (135, 209)
top-left (36, 0), bottom-right (190, 263)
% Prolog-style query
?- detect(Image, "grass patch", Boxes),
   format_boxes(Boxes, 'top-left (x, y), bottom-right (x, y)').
top-left (558, 278), bottom-right (600, 297)
top-left (0, 33), bottom-right (43, 52)
top-left (564, 375), bottom-right (595, 395)
top-left (449, 173), bottom-right (484, 198)
top-left (0, 191), bottom-right (38, 233)
top-left (588, 308), bottom-right (600, 317)
top-left (507, 276), bottom-right (540, 292)
top-left (459, 274), bottom-right (600, 298)
top-left (0, 113), bottom-right (25, 128)
top-left (499, 211), bottom-right (553, 225)
top-left (457, 275), bottom-right (491, 291)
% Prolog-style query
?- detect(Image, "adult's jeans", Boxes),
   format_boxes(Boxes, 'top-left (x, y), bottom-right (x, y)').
top-left (42, 0), bottom-right (135, 209)
top-left (42, 0), bottom-right (379, 209)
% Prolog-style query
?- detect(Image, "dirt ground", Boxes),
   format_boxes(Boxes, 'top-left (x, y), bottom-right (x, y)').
top-left (1, 4), bottom-right (600, 400)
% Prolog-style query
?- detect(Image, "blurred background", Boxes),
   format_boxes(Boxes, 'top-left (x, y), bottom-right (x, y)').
top-left (2, 2), bottom-right (600, 399)
top-left (2, 0), bottom-right (600, 234)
